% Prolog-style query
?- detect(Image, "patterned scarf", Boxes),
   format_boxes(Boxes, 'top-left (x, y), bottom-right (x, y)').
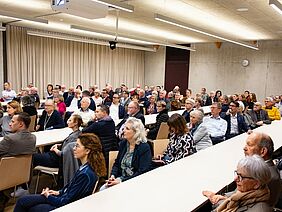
top-left (216, 187), bottom-right (270, 212)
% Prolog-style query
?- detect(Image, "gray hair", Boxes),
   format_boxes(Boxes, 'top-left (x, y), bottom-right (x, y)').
top-left (81, 97), bottom-right (91, 105)
top-left (237, 155), bottom-right (271, 186)
top-left (190, 110), bottom-right (204, 123)
top-left (125, 117), bottom-right (147, 144)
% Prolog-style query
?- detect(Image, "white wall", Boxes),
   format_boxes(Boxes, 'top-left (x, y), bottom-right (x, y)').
top-left (144, 46), bottom-right (166, 87)
top-left (189, 40), bottom-right (282, 101)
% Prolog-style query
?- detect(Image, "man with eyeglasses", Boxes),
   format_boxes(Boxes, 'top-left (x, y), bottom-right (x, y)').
top-left (203, 102), bottom-right (227, 145)
top-left (182, 98), bottom-right (195, 123)
top-left (221, 101), bottom-right (249, 139)
top-left (262, 97), bottom-right (281, 121)
top-left (247, 102), bottom-right (271, 129)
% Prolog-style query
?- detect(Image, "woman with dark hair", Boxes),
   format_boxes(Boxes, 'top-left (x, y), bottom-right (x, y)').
top-left (153, 114), bottom-right (196, 165)
top-left (147, 100), bottom-right (169, 139)
top-left (15, 133), bottom-right (107, 212)
top-left (76, 84), bottom-right (83, 91)
top-left (22, 95), bottom-right (37, 117)
top-left (214, 90), bottom-right (222, 102)
top-left (45, 84), bottom-right (53, 99)
top-left (33, 114), bottom-right (83, 185)
top-left (194, 97), bottom-right (203, 110)
top-left (249, 92), bottom-right (257, 110)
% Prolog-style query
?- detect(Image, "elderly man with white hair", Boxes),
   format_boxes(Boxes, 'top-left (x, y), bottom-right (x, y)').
top-left (182, 98), bottom-right (195, 123)
top-left (262, 97), bottom-right (281, 121)
top-left (73, 97), bottom-right (94, 126)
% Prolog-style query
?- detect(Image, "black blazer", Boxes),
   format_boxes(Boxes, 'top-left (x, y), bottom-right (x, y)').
top-left (37, 110), bottom-right (65, 131)
top-left (222, 113), bottom-right (249, 139)
top-left (111, 140), bottom-right (151, 181)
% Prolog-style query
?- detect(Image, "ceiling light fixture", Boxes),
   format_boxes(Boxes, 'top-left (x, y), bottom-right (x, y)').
top-left (91, 0), bottom-right (134, 13)
top-left (154, 14), bottom-right (259, 50)
top-left (0, 11), bottom-right (48, 24)
top-left (0, 26), bottom-right (6, 31)
top-left (269, 0), bottom-right (282, 15)
top-left (26, 30), bottom-right (156, 52)
top-left (70, 25), bottom-right (196, 51)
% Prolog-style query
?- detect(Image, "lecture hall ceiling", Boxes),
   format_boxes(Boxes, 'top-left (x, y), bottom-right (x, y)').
top-left (0, 0), bottom-right (282, 47)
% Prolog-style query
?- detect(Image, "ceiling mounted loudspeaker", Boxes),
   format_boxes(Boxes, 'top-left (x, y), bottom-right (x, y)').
top-left (51, 0), bottom-right (108, 19)
top-left (109, 40), bottom-right (117, 50)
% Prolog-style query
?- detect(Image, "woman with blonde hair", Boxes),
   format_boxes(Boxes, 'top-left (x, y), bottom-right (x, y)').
top-left (0, 100), bottom-right (22, 136)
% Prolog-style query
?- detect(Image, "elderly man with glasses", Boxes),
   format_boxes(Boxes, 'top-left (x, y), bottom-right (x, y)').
top-left (247, 102), bottom-right (271, 129)
top-left (262, 97), bottom-right (281, 121)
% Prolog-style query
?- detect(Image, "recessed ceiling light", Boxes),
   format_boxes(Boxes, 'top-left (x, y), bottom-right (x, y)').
top-left (236, 8), bottom-right (249, 12)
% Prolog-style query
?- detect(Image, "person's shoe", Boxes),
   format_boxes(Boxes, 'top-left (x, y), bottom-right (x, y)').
top-left (10, 187), bottom-right (29, 198)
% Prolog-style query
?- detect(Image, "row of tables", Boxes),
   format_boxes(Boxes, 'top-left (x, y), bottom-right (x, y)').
top-left (53, 120), bottom-right (282, 212)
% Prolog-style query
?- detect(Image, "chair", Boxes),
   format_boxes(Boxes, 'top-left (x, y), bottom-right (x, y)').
top-left (152, 139), bottom-right (169, 158)
top-left (92, 178), bottom-right (99, 194)
top-left (0, 155), bottom-right (32, 197)
top-left (108, 151), bottom-right (118, 178)
top-left (28, 115), bottom-right (37, 132)
top-left (34, 166), bottom-right (59, 194)
top-left (156, 122), bottom-right (169, 139)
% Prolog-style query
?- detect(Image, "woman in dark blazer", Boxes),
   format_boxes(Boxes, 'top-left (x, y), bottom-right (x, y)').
top-left (147, 100), bottom-right (169, 140)
top-left (100, 117), bottom-right (151, 189)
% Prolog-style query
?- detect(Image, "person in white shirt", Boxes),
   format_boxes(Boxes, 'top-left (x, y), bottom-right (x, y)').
top-left (2, 82), bottom-right (17, 102)
top-left (92, 89), bottom-right (103, 107)
top-left (68, 89), bottom-right (81, 112)
top-left (203, 102), bottom-right (227, 145)
top-left (73, 97), bottom-right (94, 126)
top-left (109, 93), bottom-right (125, 122)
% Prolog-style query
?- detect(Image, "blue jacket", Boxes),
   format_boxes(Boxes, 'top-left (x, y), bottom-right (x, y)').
top-left (37, 110), bottom-right (65, 131)
top-left (47, 163), bottom-right (96, 207)
top-left (222, 113), bottom-right (249, 139)
top-left (111, 140), bottom-right (151, 181)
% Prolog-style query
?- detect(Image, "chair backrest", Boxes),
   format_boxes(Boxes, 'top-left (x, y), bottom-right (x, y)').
top-left (108, 151), bottom-right (118, 178)
top-left (156, 122), bottom-right (169, 139)
top-left (0, 154), bottom-right (32, 191)
top-left (153, 139), bottom-right (169, 158)
top-left (28, 115), bottom-right (37, 132)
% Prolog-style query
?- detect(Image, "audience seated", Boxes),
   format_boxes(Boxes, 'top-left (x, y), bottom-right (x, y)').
top-left (0, 112), bottom-right (36, 206)
top-left (100, 117), bottom-right (151, 190)
top-left (33, 114), bottom-right (82, 185)
top-left (214, 90), bottom-right (222, 103)
top-left (73, 97), bottom-right (94, 127)
top-left (203, 102), bottom-right (227, 145)
top-left (101, 89), bottom-right (112, 106)
top-left (109, 93), bottom-right (126, 122)
top-left (78, 90), bottom-right (96, 112)
top-left (203, 155), bottom-right (272, 212)
top-left (65, 89), bottom-right (81, 110)
top-left (189, 110), bottom-right (212, 151)
top-left (120, 91), bottom-right (131, 110)
top-left (54, 95), bottom-right (66, 117)
top-left (170, 92), bottom-right (182, 111)
top-left (158, 90), bottom-right (171, 111)
top-left (147, 101), bottom-right (169, 140)
top-left (152, 114), bottom-right (196, 166)
top-left (2, 82), bottom-right (17, 102)
top-left (263, 97), bottom-right (281, 121)
top-left (63, 87), bottom-right (74, 104)
top-left (14, 133), bottom-right (107, 212)
top-left (44, 84), bottom-right (54, 99)
top-left (221, 101), bottom-right (250, 139)
top-left (145, 95), bottom-right (157, 115)
top-left (0, 100), bottom-right (22, 137)
top-left (247, 102), bottom-right (271, 129)
top-left (201, 88), bottom-right (209, 106)
top-left (22, 95), bottom-right (37, 117)
top-left (36, 99), bottom-right (65, 131)
top-left (82, 105), bottom-right (118, 167)
top-left (92, 89), bottom-right (103, 107)
top-left (182, 98), bottom-right (195, 123)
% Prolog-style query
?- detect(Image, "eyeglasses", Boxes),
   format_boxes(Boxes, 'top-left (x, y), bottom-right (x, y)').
top-left (234, 171), bottom-right (254, 182)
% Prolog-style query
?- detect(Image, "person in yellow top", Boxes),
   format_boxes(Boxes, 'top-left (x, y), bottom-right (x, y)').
top-left (262, 97), bottom-right (281, 121)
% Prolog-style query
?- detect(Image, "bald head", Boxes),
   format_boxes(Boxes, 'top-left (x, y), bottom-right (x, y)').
top-left (243, 132), bottom-right (274, 160)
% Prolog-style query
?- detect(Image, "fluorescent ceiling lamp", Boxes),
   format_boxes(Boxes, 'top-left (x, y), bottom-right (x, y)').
top-left (91, 0), bottom-right (134, 12)
top-left (26, 30), bottom-right (156, 52)
top-left (0, 26), bottom-right (6, 31)
top-left (71, 25), bottom-right (195, 51)
top-left (71, 25), bottom-right (155, 45)
top-left (0, 11), bottom-right (48, 24)
top-left (269, 0), bottom-right (282, 15)
top-left (155, 14), bottom-right (259, 50)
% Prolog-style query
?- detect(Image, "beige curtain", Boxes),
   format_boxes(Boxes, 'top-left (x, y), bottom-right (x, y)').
top-left (6, 25), bottom-right (145, 98)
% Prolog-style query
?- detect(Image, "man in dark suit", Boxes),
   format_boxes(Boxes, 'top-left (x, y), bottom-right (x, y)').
top-left (0, 112), bottom-right (36, 209)
top-left (222, 101), bottom-right (250, 139)
top-left (247, 101), bottom-right (271, 129)
top-left (63, 87), bottom-right (74, 104)
top-left (77, 90), bottom-right (96, 112)
top-left (36, 99), bottom-right (65, 131)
